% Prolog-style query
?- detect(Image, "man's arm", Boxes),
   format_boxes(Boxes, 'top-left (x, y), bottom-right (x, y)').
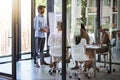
top-left (39, 28), bottom-right (47, 32)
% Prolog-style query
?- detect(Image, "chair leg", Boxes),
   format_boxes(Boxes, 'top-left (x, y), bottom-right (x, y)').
top-left (104, 55), bottom-right (106, 68)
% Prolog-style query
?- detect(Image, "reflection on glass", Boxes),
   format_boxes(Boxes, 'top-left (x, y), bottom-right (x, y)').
top-left (88, 0), bottom-right (96, 7)
top-left (112, 0), bottom-right (118, 12)
top-left (86, 0), bottom-right (96, 36)
top-left (88, 7), bottom-right (97, 13)
top-left (112, 14), bottom-right (117, 28)
top-left (103, 0), bottom-right (110, 6)
top-left (21, 0), bottom-right (31, 53)
top-left (54, 0), bottom-right (62, 13)
top-left (0, 0), bottom-right (12, 74)
top-left (0, 0), bottom-right (12, 56)
top-left (87, 15), bottom-right (96, 32)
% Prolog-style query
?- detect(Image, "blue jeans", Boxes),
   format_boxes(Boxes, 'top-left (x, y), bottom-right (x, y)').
top-left (34, 37), bottom-right (45, 64)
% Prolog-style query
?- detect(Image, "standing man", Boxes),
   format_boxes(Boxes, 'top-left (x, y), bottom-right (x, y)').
top-left (33, 5), bottom-right (49, 68)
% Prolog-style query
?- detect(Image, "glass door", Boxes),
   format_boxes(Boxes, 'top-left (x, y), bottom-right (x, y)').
top-left (21, 0), bottom-right (31, 59)
top-left (0, 0), bottom-right (12, 78)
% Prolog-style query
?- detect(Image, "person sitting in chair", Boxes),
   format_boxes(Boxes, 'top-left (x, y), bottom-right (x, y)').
top-left (71, 23), bottom-right (90, 70)
top-left (48, 21), bottom-right (70, 70)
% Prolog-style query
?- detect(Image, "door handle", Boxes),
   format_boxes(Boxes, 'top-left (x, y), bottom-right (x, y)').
top-left (8, 37), bottom-right (13, 38)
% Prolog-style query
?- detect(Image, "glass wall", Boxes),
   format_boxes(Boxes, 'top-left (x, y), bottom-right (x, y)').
top-left (101, 0), bottom-right (118, 30)
top-left (0, 0), bottom-right (12, 74)
top-left (112, 0), bottom-right (118, 29)
top-left (21, 0), bottom-right (31, 53)
top-left (0, 0), bottom-right (12, 57)
top-left (54, 0), bottom-right (62, 13)
top-left (86, 0), bottom-right (97, 42)
top-left (35, 0), bottom-right (47, 50)
top-left (101, 0), bottom-right (111, 29)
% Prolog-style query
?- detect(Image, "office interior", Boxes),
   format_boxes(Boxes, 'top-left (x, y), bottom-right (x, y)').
top-left (0, 0), bottom-right (120, 80)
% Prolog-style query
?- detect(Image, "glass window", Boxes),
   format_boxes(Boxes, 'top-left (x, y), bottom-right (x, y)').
top-left (113, 0), bottom-right (118, 12)
top-left (103, 0), bottom-right (110, 6)
top-left (88, 0), bottom-right (96, 7)
top-left (35, 0), bottom-right (47, 50)
top-left (112, 14), bottom-right (117, 29)
top-left (101, 0), bottom-right (111, 29)
top-left (21, 0), bottom-right (31, 53)
top-left (0, 0), bottom-right (12, 56)
top-left (0, 0), bottom-right (12, 74)
top-left (86, 0), bottom-right (97, 41)
top-left (54, 0), bottom-right (62, 13)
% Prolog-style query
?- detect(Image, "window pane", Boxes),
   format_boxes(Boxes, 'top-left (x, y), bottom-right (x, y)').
top-left (0, 0), bottom-right (12, 56)
top-left (0, 0), bottom-right (12, 74)
top-left (112, 14), bottom-right (117, 29)
top-left (54, 0), bottom-right (62, 13)
top-left (113, 0), bottom-right (118, 12)
top-left (21, 0), bottom-right (31, 53)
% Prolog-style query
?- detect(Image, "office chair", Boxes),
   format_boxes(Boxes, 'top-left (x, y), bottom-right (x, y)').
top-left (69, 38), bottom-right (92, 80)
top-left (97, 38), bottom-right (115, 68)
top-left (49, 45), bottom-right (62, 75)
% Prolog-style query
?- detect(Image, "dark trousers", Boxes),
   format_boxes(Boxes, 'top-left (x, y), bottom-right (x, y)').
top-left (34, 37), bottom-right (45, 64)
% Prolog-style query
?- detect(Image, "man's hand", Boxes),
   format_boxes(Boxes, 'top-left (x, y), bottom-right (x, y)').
top-left (44, 27), bottom-right (48, 33)
top-left (39, 27), bottom-right (48, 32)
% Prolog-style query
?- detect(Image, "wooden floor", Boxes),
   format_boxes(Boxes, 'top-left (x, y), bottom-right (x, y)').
top-left (0, 47), bottom-right (120, 80)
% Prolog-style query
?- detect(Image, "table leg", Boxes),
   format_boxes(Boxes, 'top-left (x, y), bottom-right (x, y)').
top-left (109, 46), bottom-right (112, 73)
top-left (94, 50), bottom-right (96, 77)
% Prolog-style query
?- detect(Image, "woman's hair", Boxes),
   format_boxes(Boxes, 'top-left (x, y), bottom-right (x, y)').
top-left (57, 21), bottom-right (62, 29)
top-left (81, 23), bottom-right (85, 30)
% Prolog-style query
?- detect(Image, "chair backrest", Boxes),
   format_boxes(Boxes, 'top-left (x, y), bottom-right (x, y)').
top-left (71, 38), bottom-right (89, 61)
top-left (50, 46), bottom-right (62, 57)
top-left (80, 38), bottom-right (87, 45)
top-left (49, 31), bottom-right (62, 57)
top-left (111, 38), bottom-right (116, 47)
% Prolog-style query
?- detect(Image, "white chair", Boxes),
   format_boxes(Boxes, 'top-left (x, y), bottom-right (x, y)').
top-left (49, 45), bottom-right (62, 75)
top-left (69, 38), bottom-right (91, 79)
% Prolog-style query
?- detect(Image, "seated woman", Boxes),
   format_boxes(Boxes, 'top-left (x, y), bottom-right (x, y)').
top-left (48, 21), bottom-right (70, 69)
top-left (86, 26), bottom-right (111, 59)
top-left (71, 23), bottom-right (90, 70)
top-left (85, 26), bottom-right (111, 73)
